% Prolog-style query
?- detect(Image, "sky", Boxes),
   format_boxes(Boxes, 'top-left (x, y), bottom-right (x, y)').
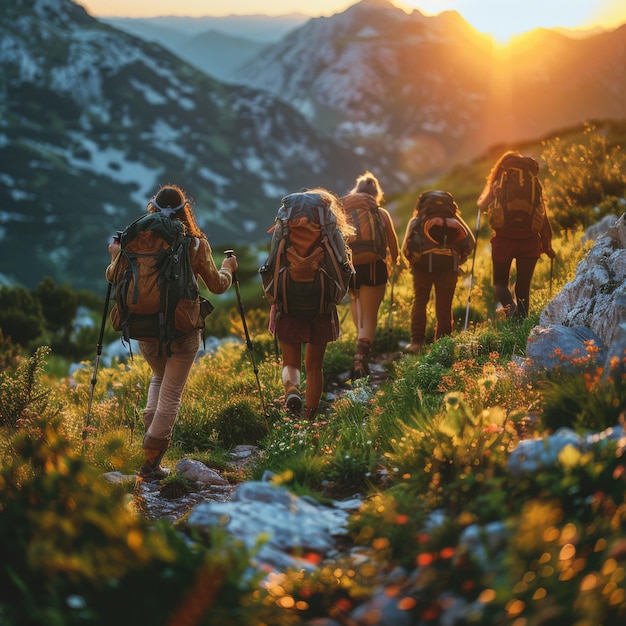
top-left (78, 0), bottom-right (626, 40)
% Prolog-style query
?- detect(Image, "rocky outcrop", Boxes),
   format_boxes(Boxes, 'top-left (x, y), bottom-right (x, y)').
top-left (527, 213), bottom-right (626, 373)
top-left (185, 480), bottom-right (360, 573)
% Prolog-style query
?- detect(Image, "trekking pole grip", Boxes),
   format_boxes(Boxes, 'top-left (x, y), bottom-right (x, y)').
top-left (223, 249), bottom-right (238, 281)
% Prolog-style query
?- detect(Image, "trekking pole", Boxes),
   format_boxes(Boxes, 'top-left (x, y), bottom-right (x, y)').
top-left (463, 208), bottom-right (482, 332)
top-left (84, 280), bottom-right (112, 441)
top-left (385, 265), bottom-right (397, 352)
top-left (549, 256), bottom-right (555, 297)
top-left (224, 250), bottom-right (269, 427)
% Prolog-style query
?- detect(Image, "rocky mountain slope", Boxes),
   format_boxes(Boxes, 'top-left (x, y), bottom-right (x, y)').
top-left (235, 0), bottom-right (626, 184)
top-left (0, 0), bottom-right (364, 290)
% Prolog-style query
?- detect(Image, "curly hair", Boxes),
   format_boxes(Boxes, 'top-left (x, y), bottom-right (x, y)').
top-left (349, 170), bottom-right (384, 205)
top-left (478, 151), bottom-right (525, 207)
top-left (306, 187), bottom-right (355, 239)
top-left (147, 184), bottom-right (205, 238)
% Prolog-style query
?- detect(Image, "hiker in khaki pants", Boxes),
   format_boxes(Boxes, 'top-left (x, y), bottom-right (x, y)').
top-left (107, 184), bottom-right (237, 480)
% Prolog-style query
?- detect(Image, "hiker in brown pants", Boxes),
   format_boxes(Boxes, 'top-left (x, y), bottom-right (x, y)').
top-left (477, 151), bottom-right (555, 318)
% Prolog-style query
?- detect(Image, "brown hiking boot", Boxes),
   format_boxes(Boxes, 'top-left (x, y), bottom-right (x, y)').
top-left (353, 337), bottom-right (371, 379)
top-left (138, 448), bottom-right (170, 482)
top-left (352, 354), bottom-right (369, 379)
top-left (285, 385), bottom-right (302, 416)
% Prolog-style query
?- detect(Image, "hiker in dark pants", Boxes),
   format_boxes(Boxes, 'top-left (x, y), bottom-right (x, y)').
top-left (477, 151), bottom-right (555, 318)
top-left (402, 191), bottom-right (475, 353)
top-left (341, 171), bottom-right (401, 379)
top-left (106, 184), bottom-right (237, 480)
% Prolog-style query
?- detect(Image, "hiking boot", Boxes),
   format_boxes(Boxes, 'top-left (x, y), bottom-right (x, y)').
top-left (285, 386), bottom-right (302, 416)
top-left (405, 342), bottom-right (424, 355)
top-left (352, 354), bottom-right (369, 380)
top-left (138, 447), bottom-right (170, 482)
top-left (138, 461), bottom-right (170, 482)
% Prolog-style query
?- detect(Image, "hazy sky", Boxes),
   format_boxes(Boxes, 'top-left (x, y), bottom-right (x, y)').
top-left (78, 0), bottom-right (626, 40)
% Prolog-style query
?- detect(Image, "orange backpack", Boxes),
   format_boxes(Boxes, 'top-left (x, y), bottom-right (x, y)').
top-left (341, 192), bottom-right (388, 265)
top-left (109, 213), bottom-right (209, 355)
top-left (259, 192), bottom-right (354, 317)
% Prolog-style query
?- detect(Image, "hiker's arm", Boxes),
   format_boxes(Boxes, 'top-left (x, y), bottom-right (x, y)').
top-left (191, 237), bottom-right (234, 294)
top-left (477, 184), bottom-right (493, 210)
top-left (458, 221), bottom-right (476, 264)
top-left (380, 208), bottom-right (400, 266)
top-left (401, 218), bottom-right (417, 264)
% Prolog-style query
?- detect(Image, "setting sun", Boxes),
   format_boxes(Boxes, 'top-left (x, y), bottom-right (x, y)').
top-left (400, 0), bottom-right (626, 41)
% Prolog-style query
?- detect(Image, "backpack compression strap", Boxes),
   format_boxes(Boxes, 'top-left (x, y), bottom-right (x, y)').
top-left (317, 205), bottom-right (351, 307)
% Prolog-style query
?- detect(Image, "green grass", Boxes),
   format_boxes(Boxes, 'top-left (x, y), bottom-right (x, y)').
top-left (1, 124), bottom-right (625, 624)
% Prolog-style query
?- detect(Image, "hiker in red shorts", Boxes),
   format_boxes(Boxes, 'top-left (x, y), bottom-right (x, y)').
top-left (261, 188), bottom-right (354, 421)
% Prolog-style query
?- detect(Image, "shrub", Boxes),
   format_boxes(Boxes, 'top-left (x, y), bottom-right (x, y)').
top-left (540, 351), bottom-right (626, 433)
top-left (0, 285), bottom-right (44, 349)
top-left (541, 122), bottom-right (626, 230)
top-left (0, 346), bottom-right (60, 430)
top-left (212, 398), bottom-right (268, 448)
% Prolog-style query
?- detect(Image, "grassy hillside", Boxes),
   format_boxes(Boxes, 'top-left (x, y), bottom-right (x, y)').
top-left (0, 121), bottom-right (625, 624)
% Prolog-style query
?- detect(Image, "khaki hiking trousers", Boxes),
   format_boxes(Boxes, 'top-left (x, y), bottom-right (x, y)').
top-left (139, 330), bottom-right (200, 446)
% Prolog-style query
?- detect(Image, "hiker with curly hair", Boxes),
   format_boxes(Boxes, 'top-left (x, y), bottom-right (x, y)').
top-left (261, 188), bottom-right (354, 421)
top-left (477, 151), bottom-right (555, 319)
top-left (341, 171), bottom-right (400, 378)
top-left (106, 184), bottom-right (238, 480)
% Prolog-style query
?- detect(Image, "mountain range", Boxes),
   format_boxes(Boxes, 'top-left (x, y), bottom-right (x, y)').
top-left (1, 0), bottom-right (624, 292)
top-left (0, 0), bottom-right (364, 291)
top-left (235, 0), bottom-right (625, 183)
top-left (103, 13), bottom-right (309, 81)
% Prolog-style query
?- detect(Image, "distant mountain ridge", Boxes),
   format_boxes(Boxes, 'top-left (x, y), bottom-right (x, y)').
top-left (234, 0), bottom-right (626, 183)
top-left (0, 0), bottom-right (364, 290)
top-left (112, 13), bottom-right (310, 42)
top-left (102, 13), bottom-right (309, 83)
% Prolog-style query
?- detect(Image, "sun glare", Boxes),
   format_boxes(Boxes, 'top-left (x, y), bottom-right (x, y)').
top-left (400, 0), bottom-right (612, 42)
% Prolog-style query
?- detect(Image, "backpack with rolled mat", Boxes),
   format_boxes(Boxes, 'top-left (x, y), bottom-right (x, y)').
top-left (259, 191), bottom-right (354, 317)
top-left (403, 190), bottom-right (475, 271)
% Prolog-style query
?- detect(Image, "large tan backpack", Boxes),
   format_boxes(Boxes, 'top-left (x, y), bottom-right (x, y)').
top-left (259, 192), bottom-right (354, 317)
top-left (109, 212), bottom-right (207, 355)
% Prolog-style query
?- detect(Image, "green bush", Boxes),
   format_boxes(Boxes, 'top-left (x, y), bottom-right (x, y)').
top-left (212, 398), bottom-right (268, 448)
top-left (0, 285), bottom-right (44, 349)
top-left (541, 122), bottom-right (626, 230)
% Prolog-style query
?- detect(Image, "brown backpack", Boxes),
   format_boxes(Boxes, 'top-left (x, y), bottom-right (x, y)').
top-left (109, 213), bottom-right (210, 355)
top-left (488, 155), bottom-right (546, 238)
top-left (404, 191), bottom-right (475, 269)
top-left (341, 192), bottom-right (388, 265)
top-left (259, 192), bottom-right (354, 317)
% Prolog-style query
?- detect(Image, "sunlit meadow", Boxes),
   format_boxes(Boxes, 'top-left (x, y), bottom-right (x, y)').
top-left (1, 123), bottom-right (625, 624)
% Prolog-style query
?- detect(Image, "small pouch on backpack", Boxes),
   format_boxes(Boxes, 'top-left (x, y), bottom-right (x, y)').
top-left (286, 246), bottom-right (324, 282)
top-left (199, 296), bottom-right (214, 319)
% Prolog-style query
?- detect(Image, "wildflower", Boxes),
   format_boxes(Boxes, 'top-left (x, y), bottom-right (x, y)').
top-left (482, 423), bottom-right (503, 434)
top-left (440, 547), bottom-right (455, 559)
